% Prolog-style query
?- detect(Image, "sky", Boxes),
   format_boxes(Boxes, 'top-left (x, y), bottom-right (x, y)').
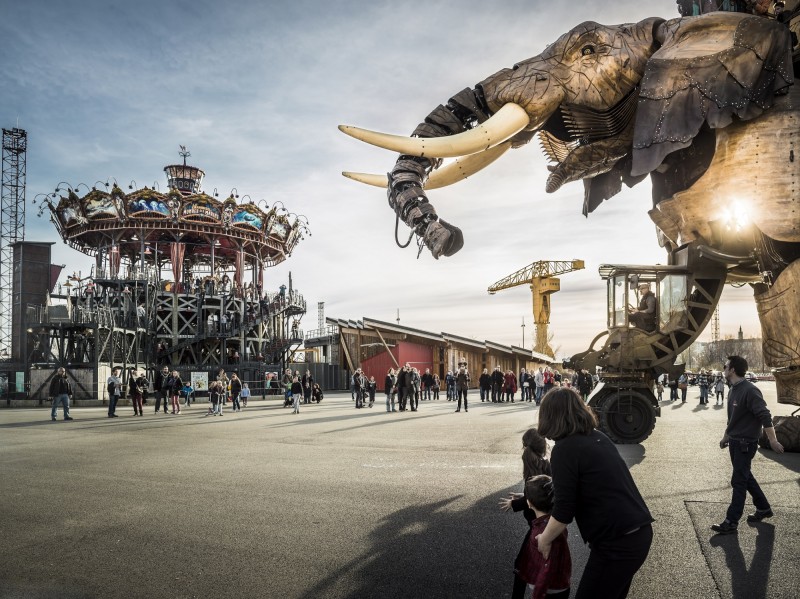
top-left (0, 0), bottom-right (764, 358)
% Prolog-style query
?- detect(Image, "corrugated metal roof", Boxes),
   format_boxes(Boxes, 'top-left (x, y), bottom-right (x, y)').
top-left (485, 340), bottom-right (514, 354)
top-left (441, 332), bottom-right (485, 349)
top-left (328, 316), bottom-right (557, 363)
top-left (362, 317), bottom-right (444, 342)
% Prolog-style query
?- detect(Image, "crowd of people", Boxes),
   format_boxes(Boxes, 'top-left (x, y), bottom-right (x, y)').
top-left (658, 369), bottom-right (728, 405)
top-left (475, 366), bottom-right (596, 405)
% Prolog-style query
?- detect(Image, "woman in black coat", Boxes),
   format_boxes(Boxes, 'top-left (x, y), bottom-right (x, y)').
top-left (536, 388), bottom-right (653, 599)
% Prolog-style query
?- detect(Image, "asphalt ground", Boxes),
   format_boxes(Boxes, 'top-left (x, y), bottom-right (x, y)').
top-left (1, 384), bottom-right (798, 599)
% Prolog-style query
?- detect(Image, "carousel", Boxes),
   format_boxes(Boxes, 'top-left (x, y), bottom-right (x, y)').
top-left (29, 149), bottom-right (310, 399)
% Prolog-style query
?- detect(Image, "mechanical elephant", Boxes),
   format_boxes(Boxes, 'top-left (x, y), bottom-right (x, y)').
top-left (341, 10), bottom-right (800, 406)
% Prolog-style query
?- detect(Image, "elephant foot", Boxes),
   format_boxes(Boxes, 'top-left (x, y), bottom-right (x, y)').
top-left (754, 259), bottom-right (800, 406)
top-left (773, 368), bottom-right (800, 407)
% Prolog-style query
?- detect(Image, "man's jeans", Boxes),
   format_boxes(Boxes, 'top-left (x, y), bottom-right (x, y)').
top-left (726, 439), bottom-right (770, 524)
top-left (51, 393), bottom-right (70, 419)
top-left (108, 394), bottom-right (119, 416)
top-left (535, 386), bottom-right (544, 404)
top-left (155, 391), bottom-right (168, 413)
top-left (699, 385), bottom-right (708, 402)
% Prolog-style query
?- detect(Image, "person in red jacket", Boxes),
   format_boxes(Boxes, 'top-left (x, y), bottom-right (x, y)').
top-left (504, 370), bottom-right (519, 402)
top-left (516, 475), bottom-right (571, 599)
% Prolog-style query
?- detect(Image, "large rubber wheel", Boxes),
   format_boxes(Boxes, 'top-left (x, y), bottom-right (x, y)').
top-left (759, 415), bottom-right (800, 452)
top-left (599, 391), bottom-right (656, 444)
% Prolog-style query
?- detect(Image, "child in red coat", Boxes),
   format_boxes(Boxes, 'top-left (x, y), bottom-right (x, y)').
top-left (518, 475), bottom-right (571, 599)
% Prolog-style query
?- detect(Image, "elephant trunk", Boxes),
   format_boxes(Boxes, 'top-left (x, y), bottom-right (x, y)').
top-left (387, 76), bottom-right (557, 258)
top-left (387, 87), bottom-right (496, 258)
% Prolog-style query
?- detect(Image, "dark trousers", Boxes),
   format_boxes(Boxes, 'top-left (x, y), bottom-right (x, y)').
top-left (398, 387), bottom-right (414, 410)
top-left (576, 524), bottom-right (652, 599)
top-left (355, 389), bottom-right (364, 408)
top-left (155, 391), bottom-right (168, 413)
top-left (457, 388), bottom-right (468, 411)
top-left (491, 383), bottom-right (500, 401)
top-left (108, 394), bottom-right (119, 416)
top-left (231, 393), bottom-right (241, 411)
top-left (410, 388), bottom-right (419, 410)
top-left (131, 393), bottom-right (143, 415)
top-left (726, 439), bottom-right (770, 524)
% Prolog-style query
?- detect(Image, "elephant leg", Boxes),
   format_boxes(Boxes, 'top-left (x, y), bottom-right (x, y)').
top-left (754, 259), bottom-right (800, 406)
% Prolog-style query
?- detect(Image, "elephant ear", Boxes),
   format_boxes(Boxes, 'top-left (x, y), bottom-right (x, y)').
top-left (631, 12), bottom-right (794, 177)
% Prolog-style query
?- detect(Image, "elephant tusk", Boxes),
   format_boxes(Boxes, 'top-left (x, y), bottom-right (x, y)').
top-left (342, 141), bottom-right (514, 190)
top-left (338, 103), bottom-right (529, 158)
top-left (341, 171), bottom-right (387, 188)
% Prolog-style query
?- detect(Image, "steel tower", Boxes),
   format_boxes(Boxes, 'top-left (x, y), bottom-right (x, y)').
top-left (0, 128), bottom-right (27, 359)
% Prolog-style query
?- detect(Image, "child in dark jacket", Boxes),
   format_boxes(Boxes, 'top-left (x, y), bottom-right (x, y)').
top-left (290, 377), bottom-right (303, 414)
top-left (517, 475), bottom-right (571, 599)
top-left (499, 428), bottom-right (553, 599)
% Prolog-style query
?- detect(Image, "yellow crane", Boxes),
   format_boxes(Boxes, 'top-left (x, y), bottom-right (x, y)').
top-left (488, 259), bottom-right (585, 357)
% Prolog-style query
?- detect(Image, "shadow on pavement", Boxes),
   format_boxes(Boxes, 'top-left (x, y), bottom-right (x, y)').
top-left (303, 486), bottom-right (587, 599)
top-left (709, 522), bottom-right (775, 599)
top-left (758, 447), bottom-right (800, 474)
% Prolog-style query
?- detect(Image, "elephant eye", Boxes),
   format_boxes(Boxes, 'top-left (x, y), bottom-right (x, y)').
top-left (581, 45), bottom-right (595, 56)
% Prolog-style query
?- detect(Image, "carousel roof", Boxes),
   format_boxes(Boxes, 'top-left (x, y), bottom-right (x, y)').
top-left (41, 161), bottom-right (310, 268)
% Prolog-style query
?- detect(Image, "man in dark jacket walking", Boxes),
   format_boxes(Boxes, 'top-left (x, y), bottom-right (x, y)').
top-left (454, 366), bottom-right (470, 413)
top-left (421, 369), bottom-right (435, 401)
top-left (353, 368), bottom-right (365, 409)
top-left (396, 364), bottom-right (412, 411)
top-left (712, 355), bottom-right (784, 535)
top-left (153, 365), bottom-right (170, 414)
top-left (491, 366), bottom-right (504, 403)
top-left (49, 367), bottom-right (74, 421)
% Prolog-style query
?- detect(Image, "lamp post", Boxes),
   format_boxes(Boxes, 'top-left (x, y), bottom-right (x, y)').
top-left (521, 317), bottom-right (526, 349)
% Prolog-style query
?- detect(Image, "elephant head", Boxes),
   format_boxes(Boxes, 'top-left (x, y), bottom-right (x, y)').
top-left (340, 11), bottom-right (793, 259)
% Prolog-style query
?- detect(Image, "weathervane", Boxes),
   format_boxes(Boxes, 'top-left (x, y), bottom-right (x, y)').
top-left (179, 145), bottom-right (191, 166)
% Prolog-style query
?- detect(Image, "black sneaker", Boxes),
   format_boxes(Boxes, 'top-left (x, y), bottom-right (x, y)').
top-left (711, 520), bottom-right (738, 535)
top-left (746, 508), bottom-right (773, 522)
top-left (64, 416), bottom-right (73, 421)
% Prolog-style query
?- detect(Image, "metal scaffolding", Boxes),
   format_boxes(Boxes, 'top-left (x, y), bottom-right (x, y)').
top-left (1, 128), bottom-right (27, 359)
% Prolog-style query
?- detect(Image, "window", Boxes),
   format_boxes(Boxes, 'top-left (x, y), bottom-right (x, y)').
top-left (658, 274), bottom-right (687, 331)
top-left (610, 275), bottom-right (627, 327)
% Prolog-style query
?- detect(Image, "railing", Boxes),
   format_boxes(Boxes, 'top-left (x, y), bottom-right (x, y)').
top-left (305, 325), bottom-right (339, 339)
top-left (94, 266), bottom-right (160, 285)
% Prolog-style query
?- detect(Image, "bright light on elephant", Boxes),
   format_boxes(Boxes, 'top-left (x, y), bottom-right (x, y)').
top-left (720, 200), bottom-right (751, 232)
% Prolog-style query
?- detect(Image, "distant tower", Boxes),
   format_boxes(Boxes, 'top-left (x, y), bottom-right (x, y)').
top-left (317, 301), bottom-right (324, 331)
top-left (712, 307), bottom-right (720, 344)
top-left (0, 128), bottom-right (27, 359)
top-left (711, 306), bottom-right (720, 362)
top-left (738, 325), bottom-right (743, 341)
